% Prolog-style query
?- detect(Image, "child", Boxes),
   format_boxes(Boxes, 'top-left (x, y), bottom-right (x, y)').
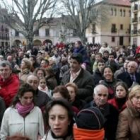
top-left (38, 78), bottom-right (52, 98)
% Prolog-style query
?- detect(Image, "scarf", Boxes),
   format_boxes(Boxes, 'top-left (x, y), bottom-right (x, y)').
top-left (73, 125), bottom-right (105, 140)
top-left (16, 102), bottom-right (34, 117)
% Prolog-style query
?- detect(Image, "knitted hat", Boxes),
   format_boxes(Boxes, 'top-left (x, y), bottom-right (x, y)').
top-left (76, 107), bottom-right (105, 130)
top-left (71, 53), bottom-right (83, 64)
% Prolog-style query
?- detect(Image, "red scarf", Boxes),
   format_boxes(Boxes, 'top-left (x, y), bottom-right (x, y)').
top-left (16, 102), bottom-right (34, 117)
top-left (73, 125), bottom-right (105, 140)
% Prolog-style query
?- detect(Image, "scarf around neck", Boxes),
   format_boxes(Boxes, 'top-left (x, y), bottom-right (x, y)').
top-left (16, 102), bottom-right (34, 117)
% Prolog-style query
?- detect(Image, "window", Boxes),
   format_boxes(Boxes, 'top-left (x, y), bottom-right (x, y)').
top-left (111, 24), bottom-right (117, 33)
top-left (73, 29), bottom-right (77, 36)
top-left (129, 10), bottom-right (131, 17)
top-left (15, 30), bottom-right (19, 37)
top-left (112, 37), bottom-right (115, 42)
top-left (120, 24), bottom-right (123, 30)
top-left (111, 8), bottom-right (113, 15)
top-left (123, 10), bottom-right (125, 17)
top-left (35, 30), bottom-right (39, 36)
top-left (114, 9), bottom-right (117, 16)
top-left (45, 29), bottom-right (50, 36)
top-left (92, 24), bottom-right (96, 33)
top-left (120, 9), bottom-right (122, 16)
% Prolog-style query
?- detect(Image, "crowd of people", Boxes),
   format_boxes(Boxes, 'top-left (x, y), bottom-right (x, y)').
top-left (0, 41), bottom-right (140, 140)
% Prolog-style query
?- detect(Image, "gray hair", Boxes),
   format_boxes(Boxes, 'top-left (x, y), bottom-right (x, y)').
top-left (0, 60), bottom-right (12, 69)
top-left (94, 84), bottom-right (108, 95)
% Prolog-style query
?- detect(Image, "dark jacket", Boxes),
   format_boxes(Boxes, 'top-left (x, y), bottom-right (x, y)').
top-left (61, 68), bottom-right (94, 100)
top-left (74, 45), bottom-right (89, 64)
top-left (117, 71), bottom-right (140, 88)
top-left (0, 97), bottom-right (6, 126)
top-left (85, 101), bottom-right (119, 140)
top-left (35, 89), bottom-right (50, 109)
top-left (100, 79), bottom-right (120, 99)
top-left (93, 69), bottom-right (104, 86)
top-left (116, 100), bottom-right (140, 140)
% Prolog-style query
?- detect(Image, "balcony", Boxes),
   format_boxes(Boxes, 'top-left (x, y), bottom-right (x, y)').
top-left (92, 30), bottom-right (97, 34)
top-left (130, 0), bottom-right (138, 2)
top-left (133, 4), bottom-right (138, 11)
top-left (111, 28), bottom-right (117, 33)
top-left (132, 18), bottom-right (138, 23)
top-left (132, 30), bottom-right (138, 34)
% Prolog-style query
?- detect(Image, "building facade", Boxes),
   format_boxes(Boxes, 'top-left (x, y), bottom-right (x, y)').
top-left (10, 18), bottom-right (80, 47)
top-left (86, 0), bottom-right (131, 48)
top-left (130, 0), bottom-right (140, 46)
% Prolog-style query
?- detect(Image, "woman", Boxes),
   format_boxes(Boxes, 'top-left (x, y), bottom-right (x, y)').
top-left (19, 58), bottom-right (32, 82)
top-left (100, 66), bottom-right (120, 99)
top-left (65, 83), bottom-right (85, 110)
top-left (42, 99), bottom-right (74, 140)
top-left (116, 85), bottom-right (140, 140)
top-left (52, 85), bottom-right (79, 114)
top-left (0, 83), bottom-right (44, 140)
top-left (34, 68), bottom-right (46, 79)
top-left (108, 81), bottom-right (128, 112)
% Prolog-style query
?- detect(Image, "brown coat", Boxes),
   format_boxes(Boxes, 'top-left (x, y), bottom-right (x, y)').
top-left (116, 100), bottom-right (140, 140)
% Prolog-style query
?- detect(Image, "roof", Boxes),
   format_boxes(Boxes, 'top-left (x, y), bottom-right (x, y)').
top-left (103, 0), bottom-right (131, 7)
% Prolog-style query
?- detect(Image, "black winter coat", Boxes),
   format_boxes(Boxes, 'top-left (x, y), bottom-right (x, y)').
top-left (61, 68), bottom-right (94, 100)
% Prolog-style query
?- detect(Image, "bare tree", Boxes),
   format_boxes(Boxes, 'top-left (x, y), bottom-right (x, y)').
top-left (0, 0), bottom-right (57, 49)
top-left (61, 0), bottom-right (108, 43)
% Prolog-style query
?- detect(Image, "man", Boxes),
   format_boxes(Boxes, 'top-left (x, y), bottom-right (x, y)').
top-left (61, 53), bottom-right (94, 100)
top-left (93, 59), bottom-right (105, 86)
top-left (26, 74), bottom-right (50, 109)
top-left (74, 41), bottom-right (91, 73)
top-left (99, 42), bottom-right (112, 55)
top-left (92, 53), bottom-right (102, 73)
top-left (85, 84), bottom-right (119, 140)
top-left (117, 61), bottom-right (140, 88)
top-left (7, 55), bottom-right (16, 69)
top-left (40, 59), bottom-right (49, 69)
top-left (106, 53), bottom-right (119, 72)
top-left (0, 61), bottom-right (20, 107)
top-left (114, 56), bottom-right (134, 78)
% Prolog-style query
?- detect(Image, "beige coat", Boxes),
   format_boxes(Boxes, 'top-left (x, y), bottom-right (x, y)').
top-left (116, 100), bottom-right (140, 140)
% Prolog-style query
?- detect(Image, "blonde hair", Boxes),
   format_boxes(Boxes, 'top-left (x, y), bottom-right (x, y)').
top-left (129, 85), bottom-right (140, 99)
top-left (65, 82), bottom-right (78, 95)
top-left (22, 58), bottom-right (32, 70)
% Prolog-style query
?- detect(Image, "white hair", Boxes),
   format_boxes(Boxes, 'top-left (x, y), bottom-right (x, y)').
top-left (94, 84), bottom-right (108, 95)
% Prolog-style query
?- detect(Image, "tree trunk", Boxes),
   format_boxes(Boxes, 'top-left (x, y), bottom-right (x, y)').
top-left (80, 34), bottom-right (87, 44)
top-left (26, 35), bottom-right (34, 50)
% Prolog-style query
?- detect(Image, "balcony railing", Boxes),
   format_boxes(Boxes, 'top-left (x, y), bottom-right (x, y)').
top-left (132, 30), bottom-right (138, 34)
top-left (132, 18), bottom-right (138, 22)
top-left (111, 28), bottom-right (117, 33)
top-left (133, 5), bottom-right (138, 10)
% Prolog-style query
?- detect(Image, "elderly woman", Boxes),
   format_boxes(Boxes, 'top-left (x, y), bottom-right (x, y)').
top-left (19, 58), bottom-right (32, 82)
top-left (42, 99), bottom-right (74, 140)
top-left (0, 83), bottom-right (44, 140)
top-left (116, 85), bottom-right (140, 140)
